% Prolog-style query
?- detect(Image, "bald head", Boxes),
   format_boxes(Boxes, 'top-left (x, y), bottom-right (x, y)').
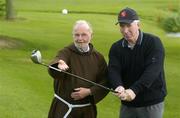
top-left (72, 20), bottom-right (93, 34)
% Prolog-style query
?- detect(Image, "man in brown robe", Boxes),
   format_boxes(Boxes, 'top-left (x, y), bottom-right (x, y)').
top-left (48, 20), bottom-right (109, 118)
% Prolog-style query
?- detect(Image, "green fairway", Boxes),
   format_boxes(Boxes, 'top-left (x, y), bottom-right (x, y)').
top-left (0, 0), bottom-right (180, 118)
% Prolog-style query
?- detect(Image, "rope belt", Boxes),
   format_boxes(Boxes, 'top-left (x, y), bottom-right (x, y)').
top-left (54, 94), bottom-right (91, 118)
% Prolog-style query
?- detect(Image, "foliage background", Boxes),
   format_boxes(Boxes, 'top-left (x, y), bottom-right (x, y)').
top-left (0, 0), bottom-right (180, 118)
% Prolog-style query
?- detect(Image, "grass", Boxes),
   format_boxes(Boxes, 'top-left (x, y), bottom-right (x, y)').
top-left (0, 0), bottom-right (180, 118)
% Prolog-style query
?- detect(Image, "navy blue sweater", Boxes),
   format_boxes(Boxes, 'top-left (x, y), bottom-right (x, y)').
top-left (108, 31), bottom-right (167, 107)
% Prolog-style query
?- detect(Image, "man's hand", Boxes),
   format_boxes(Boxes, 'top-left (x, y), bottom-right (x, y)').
top-left (114, 86), bottom-right (136, 101)
top-left (114, 86), bottom-right (125, 98)
top-left (58, 60), bottom-right (69, 71)
top-left (71, 87), bottom-right (92, 100)
top-left (120, 89), bottom-right (136, 101)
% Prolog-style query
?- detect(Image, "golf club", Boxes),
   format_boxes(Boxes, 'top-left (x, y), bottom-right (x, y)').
top-left (31, 50), bottom-right (117, 93)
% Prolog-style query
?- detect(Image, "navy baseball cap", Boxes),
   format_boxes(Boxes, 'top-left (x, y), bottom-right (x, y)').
top-left (116, 7), bottom-right (139, 25)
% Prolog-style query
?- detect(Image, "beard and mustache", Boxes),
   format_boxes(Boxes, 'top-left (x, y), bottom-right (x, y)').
top-left (74, 42), bottom-right (90, 52)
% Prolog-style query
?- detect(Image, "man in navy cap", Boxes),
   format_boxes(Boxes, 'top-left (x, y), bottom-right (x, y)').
top-left (108, 7), bottom-right (167, 118)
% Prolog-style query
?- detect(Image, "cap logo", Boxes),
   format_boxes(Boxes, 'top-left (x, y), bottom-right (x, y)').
top-left (116, 8), bottom-right (139, 25)
top-left (120, 11), bottom-right (127, 17)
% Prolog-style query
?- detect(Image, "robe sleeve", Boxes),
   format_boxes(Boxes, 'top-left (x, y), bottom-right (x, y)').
top-left (90, 56), bottom-right (109, 104)
top-left (48, 48), bottom-right (71, 79)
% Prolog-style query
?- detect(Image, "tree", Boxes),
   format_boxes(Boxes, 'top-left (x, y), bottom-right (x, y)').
top-left (5, 0), bottom-right (15, 19)
top-left (0, 1), bottom-right (5, 16)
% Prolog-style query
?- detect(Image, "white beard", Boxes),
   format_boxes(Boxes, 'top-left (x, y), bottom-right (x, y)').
top-left (74, 43), bottom-right (89, 52)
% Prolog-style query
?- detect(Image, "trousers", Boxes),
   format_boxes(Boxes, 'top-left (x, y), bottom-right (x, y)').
top-left (120, 102), bottom-right (164, 118)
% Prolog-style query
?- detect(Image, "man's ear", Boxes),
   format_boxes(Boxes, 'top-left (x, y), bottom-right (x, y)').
top-left (137, 22), bottom-right (140, 28)
top-left (90, 33), bottom-right (93, 40)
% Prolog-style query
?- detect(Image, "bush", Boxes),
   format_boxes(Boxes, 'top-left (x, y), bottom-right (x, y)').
top-left (161, 13), bottom-right (180, 32)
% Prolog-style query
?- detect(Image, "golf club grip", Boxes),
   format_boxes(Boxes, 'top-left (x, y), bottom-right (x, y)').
top-left (48, 65), bottom-right (117, 93)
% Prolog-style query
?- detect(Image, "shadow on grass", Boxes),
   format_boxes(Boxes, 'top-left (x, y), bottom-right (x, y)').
top-left (0, 35), bottom-right (24, 49)
top-left (0, 35), bottom-right (49, 50)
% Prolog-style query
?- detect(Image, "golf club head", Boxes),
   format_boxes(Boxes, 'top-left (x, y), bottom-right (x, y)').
top-left (31, 50), bottom-right (42, 64)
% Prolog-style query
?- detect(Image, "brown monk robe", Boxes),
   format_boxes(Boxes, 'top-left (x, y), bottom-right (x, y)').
top-left (48, 43), bottom-right (109, 118)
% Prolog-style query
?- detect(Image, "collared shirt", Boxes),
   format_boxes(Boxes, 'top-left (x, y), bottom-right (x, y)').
top-left (122, 30), bottom-right (143, 49)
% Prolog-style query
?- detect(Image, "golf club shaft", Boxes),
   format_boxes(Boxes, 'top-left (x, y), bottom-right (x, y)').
top-left (40, 63), bottom-right (117, 93)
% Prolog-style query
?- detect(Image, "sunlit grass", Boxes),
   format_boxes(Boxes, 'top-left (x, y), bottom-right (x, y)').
top-left (0, 0), bottom-right (180, 117)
